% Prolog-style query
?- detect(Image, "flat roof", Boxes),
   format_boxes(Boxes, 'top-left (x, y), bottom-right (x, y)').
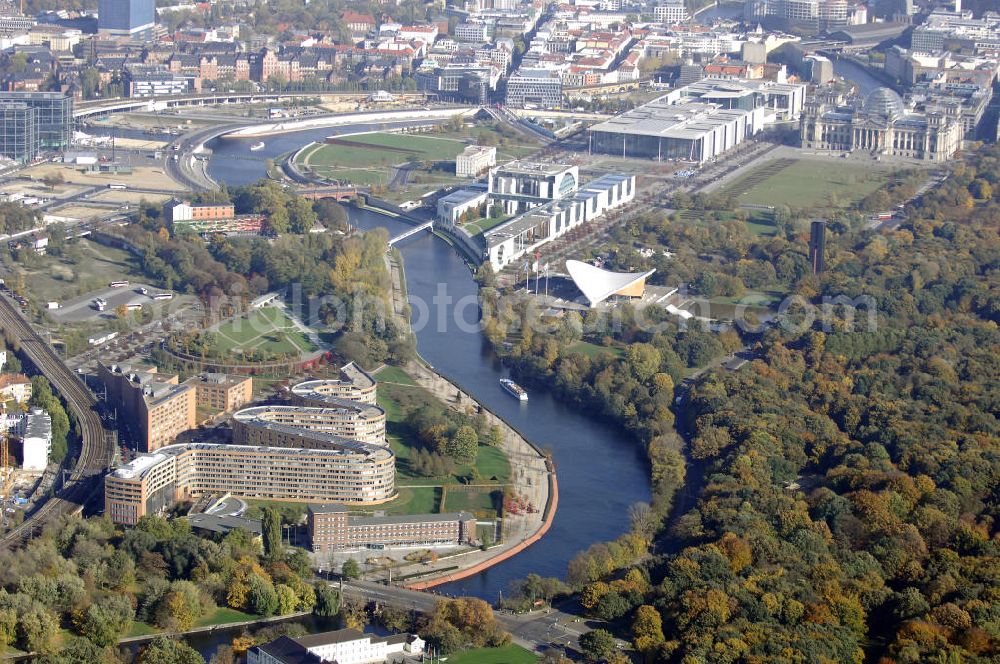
top-left (588, 100), bottom-right (754, 140)
top-left (491, 160), bottom-right (572, 177)
top-left (439, 188), bottom-right (489, 206)
top-left (309, 503), bottom-right (473, 524)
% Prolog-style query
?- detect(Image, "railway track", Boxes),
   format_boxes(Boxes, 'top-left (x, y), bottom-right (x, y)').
top-left (0, 295), bottom-right (112, 548)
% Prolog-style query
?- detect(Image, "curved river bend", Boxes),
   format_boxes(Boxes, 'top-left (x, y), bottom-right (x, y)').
top-left (208, 133), bottom-right (651, 599)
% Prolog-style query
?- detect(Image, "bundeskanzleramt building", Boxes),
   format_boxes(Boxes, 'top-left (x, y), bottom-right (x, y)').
top-left (800, 88), bottom-right (964, 161)
top-left (308, 504), bottom-right (477, 553)
top-left (488, 160), bottom-right (579, 217)
top-left (0, 92), bottom-right (71, 152)
top-left (484, 172), bottom-right (635, 271)
top-left (233, 403), bottom-right (387, 448)
top-left (105, 441), bottom-right (397, 525)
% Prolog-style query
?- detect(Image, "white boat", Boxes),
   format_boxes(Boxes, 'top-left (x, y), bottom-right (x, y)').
top-left (500, 378), bottom-right (528, 401)
top-left (250, 141), bottom-right (265, 151)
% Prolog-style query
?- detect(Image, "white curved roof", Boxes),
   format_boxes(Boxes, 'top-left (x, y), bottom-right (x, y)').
top-left (565, 260), bottom-right (655, 307)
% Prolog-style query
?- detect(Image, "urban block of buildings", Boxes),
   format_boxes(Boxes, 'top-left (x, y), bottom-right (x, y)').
top-left (475, 161), bottom-right (636, 271)
top-left (307, 504), bottom-right (477, 553)
top-left (587, 78), bottom-right (807, 164)
top-left (288, 363), bottom-right (378, 405)
top-left (97, 362), bottom-right (252, 453)
top-left (104, 440), bottom-right (396, 525)
top-left (248, 628), bottom-right (424, 664)
top-left (232, 403), bottom-right (387, 448)
top-left (800, 87), bottom-right (965, 161)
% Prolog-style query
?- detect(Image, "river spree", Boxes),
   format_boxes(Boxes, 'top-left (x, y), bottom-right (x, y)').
top-left (208, 140), bottom-right (652, 600)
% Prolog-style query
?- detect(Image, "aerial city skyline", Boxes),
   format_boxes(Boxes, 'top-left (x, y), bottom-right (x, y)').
top-left (0, 0), bottom-right (992, 661)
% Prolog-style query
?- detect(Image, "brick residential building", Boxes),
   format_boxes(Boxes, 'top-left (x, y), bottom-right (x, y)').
top-left (308, 504), bottom-right (478, 553)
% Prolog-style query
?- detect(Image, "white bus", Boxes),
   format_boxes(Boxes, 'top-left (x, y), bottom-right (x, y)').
top-left (152, 292), bottom-right (173, 301)
top-left (107, 183), bottom-right (127, 190)
top-left (109, 280), bottom-right (130, 288)
top-left (125, 303), bottom-right (143, 311)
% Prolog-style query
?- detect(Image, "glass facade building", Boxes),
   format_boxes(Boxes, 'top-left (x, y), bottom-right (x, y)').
top-left (0, 92), bottom-right (72, 152)
top-left (0, 103), bottom-right (38, 163)
top-left (98, 0), bottom-right (155, 35)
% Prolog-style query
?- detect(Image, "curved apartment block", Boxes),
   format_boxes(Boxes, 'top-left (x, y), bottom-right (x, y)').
top-left (105, 440), bottom-right (396, 525)
top-left (232, 402), bottom-right (387, 447)
top-left (290, 362), bottom-right (378, 405)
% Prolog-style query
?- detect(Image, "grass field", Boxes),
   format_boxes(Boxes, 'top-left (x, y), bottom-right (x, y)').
top-left (447, 645), bottom-right (539, 664)
top-left (442, 488), bottom-right (502, 514)
top-left (211, 307), bottom-right (317, 357)
top-left (382, 486), bottom-right (441, 515)
top-left (566, 341), bottom-right (625, 359)
top-left (374, 365), bottom-right (417, 386)
top-left (716, 158), bottom-right (891, 210)
top-left (12, 238), bottom-right (139, 305)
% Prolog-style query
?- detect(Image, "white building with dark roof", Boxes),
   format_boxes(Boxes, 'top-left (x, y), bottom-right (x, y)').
top-left (248, 629), bottom-right (424, 664)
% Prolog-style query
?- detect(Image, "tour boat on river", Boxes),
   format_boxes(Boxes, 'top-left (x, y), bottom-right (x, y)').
top-left (250, 141), bottom-right (265, 151)
top-left (500, 378), bottom-right (528, 401)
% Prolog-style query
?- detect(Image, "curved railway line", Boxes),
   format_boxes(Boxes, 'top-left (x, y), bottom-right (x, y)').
top-left (0, 295), bottom-right (112, 548)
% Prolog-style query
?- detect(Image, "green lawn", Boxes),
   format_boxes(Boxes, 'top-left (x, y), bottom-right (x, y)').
top-left (374, 364), bottom-right (417, 386)
top-left (382, 486), bottom-right (441, 515)
top-left (446, 645), bottom-right (539, 664)
top-left (464, 215), bottom-right (510, 238)
top-left (125, 621), bottom-right (159, 638)
top-left (194, 607), bottom-right (256, 628)
top-left (305, 133), bottom-right (469, 170)
top-left (443, 488), bottom-right (502, 515)
top-left (566, 341), bottom-right (625, 359)
top-left (211, 307), bottom-right (317, 357)
top-left (717, 158), bottom-right (891, 210)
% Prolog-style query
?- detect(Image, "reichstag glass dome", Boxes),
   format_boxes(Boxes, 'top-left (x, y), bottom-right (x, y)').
top-left (864, 88), bottom-right (905, 120)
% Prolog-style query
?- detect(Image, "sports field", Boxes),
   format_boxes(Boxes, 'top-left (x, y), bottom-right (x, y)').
top-left (717, 158), bottom-right (891, 210)
top-left (211, 307), bottom-right (317, 356)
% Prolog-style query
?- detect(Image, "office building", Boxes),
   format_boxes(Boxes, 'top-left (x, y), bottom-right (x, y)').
top-left (488, 161), bottom-right (579, 216)
top-left (184, 373), bottom-right (253, 413)
top-left (456, 145), bottom-right (497, 177)
top-left (288, 363), bottom-right (377, 405)
top-left (809, 219), bottom-right (826, 274)
top-left (0, 103), bottom-right (37, 164)
top-left (505, 68), bottom-right (563, 108)
top-left (164, 200), bottom-right (237, 223)
top-left (0, 92), bottom-right (71, 153)
top-left (655, 0), bottom-right (689, 23)
top-left (98, 362), bottom-right (196, 453)
top-left (800, 88), bottom-right (964, 161)
top-left (125, 66), bottom-right (193, 98)
top-left (484, 172), bottom-right (635, 271)
top-left (588, 101), bottom-right (768, 163)
top-left (308, 504), bottom-right (477, 553)
top-left (234, 403), bottom-right (387, 448)
top-left (248, 629), bottom-right (424, 664)
top-left (744, 0), bottom-right (852, 32)
top-left (98, 0), bottom-right (156, 37)
top-left (16, 408), bottom-right (51, 471)
top-left (104, 440), bottom-right (397, 525)
top-left (438, 186), bottom-right (489, 224)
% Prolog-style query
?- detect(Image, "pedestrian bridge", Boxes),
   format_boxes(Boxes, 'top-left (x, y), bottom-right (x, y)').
top-left (388, 220), bottom-right (433, 247)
